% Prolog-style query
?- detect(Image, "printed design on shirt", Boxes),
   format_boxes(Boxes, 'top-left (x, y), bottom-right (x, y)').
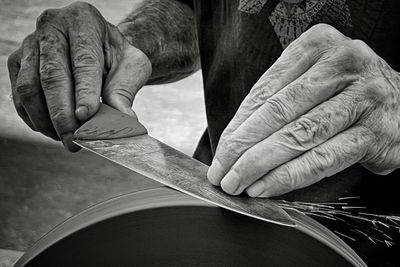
top-left (238, 0), bottom-right (269, 14)
top-left (270, 0), bottom-right (352, 48)
top-left (238, 0), bottom-right (352, 48)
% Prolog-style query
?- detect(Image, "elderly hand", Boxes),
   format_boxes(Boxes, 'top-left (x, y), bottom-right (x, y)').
top-left (207, 24), bottom-right (400, 198)
top-left (7, 1), bottom-right (151, 151)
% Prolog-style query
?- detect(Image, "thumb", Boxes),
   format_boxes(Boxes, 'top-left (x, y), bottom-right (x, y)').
top-left (102, 45), bottom-right (152, 118)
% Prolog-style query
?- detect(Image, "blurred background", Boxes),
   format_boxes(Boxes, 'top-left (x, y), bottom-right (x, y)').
top-left (0, 0), bottom-right (205, 257)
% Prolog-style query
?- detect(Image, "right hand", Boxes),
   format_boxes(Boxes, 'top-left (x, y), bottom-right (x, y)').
top-left (7, 1), bottom-right (152, 151)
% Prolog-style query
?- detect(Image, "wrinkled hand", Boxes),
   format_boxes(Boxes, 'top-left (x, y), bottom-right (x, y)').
top-left (7, 1), bottom-right (151, 151)
top-left (208, 24), bottom-right (400, 198)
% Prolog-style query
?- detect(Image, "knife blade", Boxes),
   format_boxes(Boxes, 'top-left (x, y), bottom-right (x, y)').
top-left (73, 104), bottom-right (295, 227)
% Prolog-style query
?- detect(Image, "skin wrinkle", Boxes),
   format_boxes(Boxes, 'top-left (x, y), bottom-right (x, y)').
top-left (216, 43), bottom-right (321, 153)
top-left (39, 28), bottom-right (78, 138)
top-left (209, 23), bottom-right (400, 197)
top-left (17, 43), bottom-right (58, 137)
top-left (7, 2), bottom-right (400, 194)
top-left (9, 0), bottom-right (203, 151)
top-left (118, 0), bottom-right (200, 84)
top-left (214, 45), bottom-right (362, 185)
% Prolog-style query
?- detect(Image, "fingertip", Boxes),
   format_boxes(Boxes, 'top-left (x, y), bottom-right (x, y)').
top-left (372, 169), bottom-right (394, 176)
top-left (246, 181), bottom-right (265, 198)
top-left (207, 160), bottom-right (225, 185)
top-left (121, 105), bottom-right (137, 118)
top-left (75, 105), bottom-right (89, 121)
top-left (256, 177), bottom-right (284, 198)
top-left (103, 95), bottom-right (136, 118)
top-left (257, 190), bottom-right (273, 198)
top-left (220, 171), bottom-right (241, 195)
top-left (61, 132), bottom-right (81, 152)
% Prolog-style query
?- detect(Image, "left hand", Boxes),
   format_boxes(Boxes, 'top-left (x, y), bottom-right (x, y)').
top-left (207, 24), bottom-right (400, 198)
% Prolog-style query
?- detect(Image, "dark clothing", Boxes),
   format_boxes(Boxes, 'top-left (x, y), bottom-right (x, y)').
top-left (190, 0), bottom-right (400, 165)
top-left (184, 1), bottom-right (400, 265)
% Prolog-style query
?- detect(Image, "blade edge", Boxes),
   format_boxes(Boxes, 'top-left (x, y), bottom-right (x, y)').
top-left (74, 138), bottom-right (295, 227)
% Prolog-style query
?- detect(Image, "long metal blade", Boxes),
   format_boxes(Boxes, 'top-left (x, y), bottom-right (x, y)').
top-left (74, 135), bottom-right (295, 226)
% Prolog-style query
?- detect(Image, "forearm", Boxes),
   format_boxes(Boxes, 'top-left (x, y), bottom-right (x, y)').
top-left (118, 0), bottom-right (199, 84)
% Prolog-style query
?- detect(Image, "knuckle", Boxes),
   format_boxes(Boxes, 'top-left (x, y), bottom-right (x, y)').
top-left (68, 1), bottom-right (96, 12)
top-left (272, 165), bottom-right (297, 191)
top-left (338, 46), bottom-right (360, 62)
top-left (15, 81), bottom-right (35, 101)
top-left (223, 139), bottom-right (243, 159)
top-left (361, 78), bottom-right (396, 104)
top-left (62, 1), bottom-right (102, 22)
top-left (249, 80), bottom-right (270, 102)
top-left (48, 104), bottom-right (70, 130)
top-left (75, 87), bottom-right (99, 108)
top-left (358, 126), bottom-right (382, 159)
top-left (308, 23), bottom-right (341, 38)
top-left (353, 126), bottom-right (377, 146)
top-left (39, 62), bottom-right (67, 88)
top-left (338, 45), bottom-right (372, 71)
top-left (284, 117), bottom-right (319, 148)
top-left (350, 39), bottom-right (370, 53)
top-left (73, 48), bottom-right (100, 68)
top-left (309, 146), bottom-right (337, 175)
top-left (301, 23), bottom-right (343, 46)
top-left (249, 75), bottom-right (279, 103)
top-left (265, 96), bottom-right (292, 124)
top-left (36, 9), bottom-right (58, 28)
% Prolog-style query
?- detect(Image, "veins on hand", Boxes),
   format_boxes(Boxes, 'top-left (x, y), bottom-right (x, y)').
top-left (117, 0), bottom-right (200, 84)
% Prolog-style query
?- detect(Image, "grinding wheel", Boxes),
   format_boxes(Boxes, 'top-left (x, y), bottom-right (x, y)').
top-left (15, 188), bottom-right (365, 266)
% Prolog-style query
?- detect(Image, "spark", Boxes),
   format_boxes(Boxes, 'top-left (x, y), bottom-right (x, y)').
top-left (378, 221), bottom-right (390, 228)
top-left (342, 206), bottom-right (367, 210)
top-left (338, 196), bottom-right (360, 200)
top-left (275, 197), bottom-right (399, 247)
top-left (385, 240), bottom-right (395, 248)
top-left (294, 201), bottom-right (335, 209)
top-left (383, 233), bottom-right (393, 241)
top-left (349, 229), bottom-right (377, 245)
top-left (318, 202), bottom-right (348, 206)
top-left (334, 231), bottom-right (356, 241)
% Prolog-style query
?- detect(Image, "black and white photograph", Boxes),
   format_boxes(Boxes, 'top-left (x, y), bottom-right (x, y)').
top-left (0, 0), bottom-right (399, 266)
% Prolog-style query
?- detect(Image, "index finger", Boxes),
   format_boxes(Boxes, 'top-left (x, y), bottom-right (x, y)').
top-left (217, 42), bottom-right (314, 151)
top-left (208, 40), bottom-right (317, 182)
top-left (38, 27), bottom-right (80, 151)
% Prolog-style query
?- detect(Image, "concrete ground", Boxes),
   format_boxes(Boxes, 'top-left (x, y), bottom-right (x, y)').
top-left (0, 0), bottom-right (206, 256)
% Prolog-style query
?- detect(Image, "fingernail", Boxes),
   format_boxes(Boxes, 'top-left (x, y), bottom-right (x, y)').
top-left (221, 171), bottom-right (241, 194)
top-left (376, 169), bottom-right (394, 175)
top-left (76, 106), bottom-right (89, 121)
top-left (247, 181), bottom-right (265, 197)
top-left (123, 107), bottom-right (137, 118)
top-left (207, 160), bottom-right (225, 185)
top-left (61, 132), bottom-right (80, 152)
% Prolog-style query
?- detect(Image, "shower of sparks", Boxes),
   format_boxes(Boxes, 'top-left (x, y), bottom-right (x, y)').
top-left (276, 196), bottom-right (400, 248)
